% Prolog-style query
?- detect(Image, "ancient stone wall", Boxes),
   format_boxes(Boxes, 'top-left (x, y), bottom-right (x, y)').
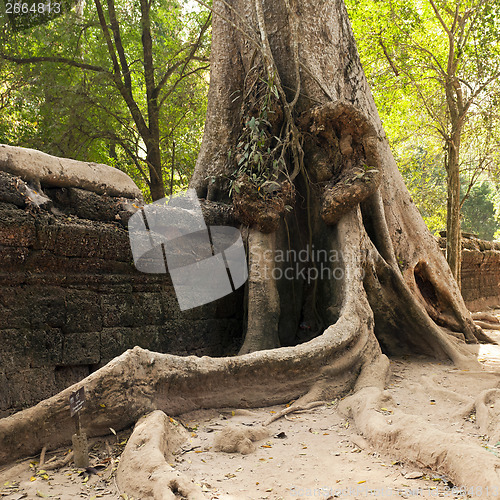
top-left (0, 169), bottom-right (242, 417)
top-left (438, 237), bottom-right (500, 311)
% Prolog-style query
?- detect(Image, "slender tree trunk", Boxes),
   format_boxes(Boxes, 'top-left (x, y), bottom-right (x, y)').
top-left (142, 0), bottom-right (164, 201)
top-left (446, 129), bottom-right (462, 287)
top-left (146, 140), bottom-right (164, 201)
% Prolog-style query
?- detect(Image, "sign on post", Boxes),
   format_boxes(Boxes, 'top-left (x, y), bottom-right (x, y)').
top-left (69, 387), bottom-right (86, 417)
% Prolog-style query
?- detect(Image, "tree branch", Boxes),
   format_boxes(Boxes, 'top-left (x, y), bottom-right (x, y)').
top-left (155, 13), bottom-right (211, 97)
top-left (159, 64), bottom-right (209, 108)
top-left (0, 54), bottom-right (109, 73)
top-left (94, 0), bottom-right (150, 141)
top-left (106, 0), bottom-right (132, 90)
top-left (428, 0), bottom-right (452, 36)
top-left (378, 38), bottom-right (399, 77)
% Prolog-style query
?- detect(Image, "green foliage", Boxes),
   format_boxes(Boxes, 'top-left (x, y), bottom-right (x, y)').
top-left (0, 0), bottom-right (210, 200)
top-left (397, 145), bottom-right (447, 234)
top-left (229, 76), bottom-right (286, 198)
top-left (461, 182), bottom-right (500, 241)
top-left (397, 145), bottom-right (500, 239)
top-left (347, 0), bottom-right (500, 238)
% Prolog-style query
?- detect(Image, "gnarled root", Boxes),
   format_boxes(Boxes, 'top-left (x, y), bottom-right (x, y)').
top-left (116, 410), bottom-right (206, 500)
top-left (339, 360), bottom-right (500, 494)
top-left (474, 388), bottom-right (500, 443)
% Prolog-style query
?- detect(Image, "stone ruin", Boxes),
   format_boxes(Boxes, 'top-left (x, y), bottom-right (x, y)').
top-left (0, 145), bottom-right (243, 416)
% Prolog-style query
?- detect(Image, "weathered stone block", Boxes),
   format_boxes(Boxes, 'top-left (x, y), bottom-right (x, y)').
top-left (62, 331), bottom-right (100, 365)
top-left (65, 290), bottom-right (102, 333)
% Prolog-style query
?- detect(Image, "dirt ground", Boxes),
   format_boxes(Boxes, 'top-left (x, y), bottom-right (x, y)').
top-left (1, 321), bottom-right (499, 500)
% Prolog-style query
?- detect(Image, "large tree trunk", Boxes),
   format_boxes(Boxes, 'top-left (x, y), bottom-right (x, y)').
top-left (191, 0), bottom-right (483, 356)
top-left (1, 0), bottom-right (498, 496)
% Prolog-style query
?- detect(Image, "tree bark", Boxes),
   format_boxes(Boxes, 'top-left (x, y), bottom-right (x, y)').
top-left (446, 128), bottom-right (462, 287)
top-left (146, 140), bottom-right (165, 201)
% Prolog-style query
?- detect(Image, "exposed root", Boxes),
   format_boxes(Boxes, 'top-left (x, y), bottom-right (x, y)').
top-left (43, 452), bottom-right (74, 471)
top-left (213, 425), bottom-right (269, 454)
top-left (340, 386), bottom-right (500, 492)
top-left (116, 411), bottom-right (205, 500)
top-left (0, 144), bottom-right (142, 199)
top-left (474, 388), bottom-right (500, 442)
top-left (419, 375), bottom-right (472, 406)
top-left (263, 401), bottom-right (325, 426)
top-left (475, 320), bottom-right (500, 331)
top-left (472, 312), bottom-right (500, 324)
top-left (339, 360), bottom-right (500, 493)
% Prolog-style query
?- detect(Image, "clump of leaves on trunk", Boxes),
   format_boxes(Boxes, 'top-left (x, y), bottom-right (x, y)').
top-left (229, 75), bottom-right (294, 232)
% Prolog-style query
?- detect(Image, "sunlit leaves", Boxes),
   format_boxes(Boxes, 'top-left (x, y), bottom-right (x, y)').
top-left (0, 0), bottom-right (210, 200)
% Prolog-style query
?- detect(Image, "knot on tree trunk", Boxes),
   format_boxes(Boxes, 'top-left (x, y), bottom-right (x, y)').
top-left (232, 175), bottom-right (295, 233)
top-left (300, 101), bottom-right (383, 225)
